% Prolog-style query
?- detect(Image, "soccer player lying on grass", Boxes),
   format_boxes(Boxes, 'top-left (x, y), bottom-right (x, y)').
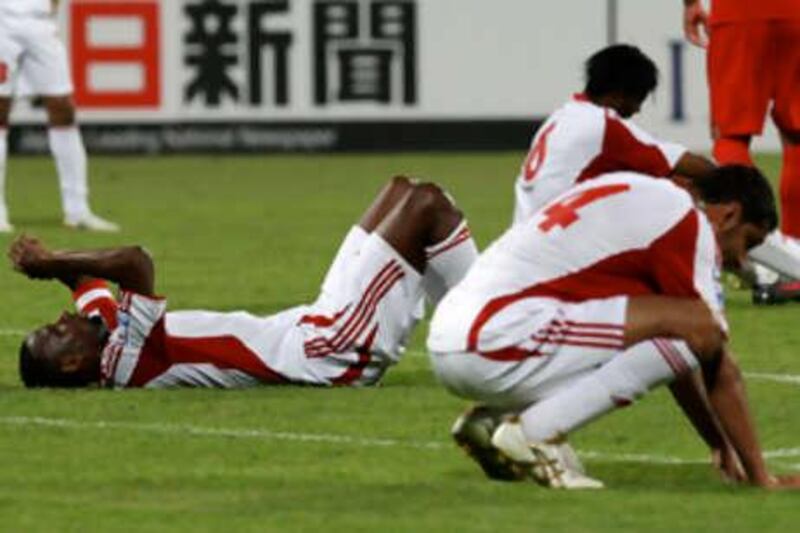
top-left (9, 176), bottom-right (477, 388)
top-left (428, 165), bottom-right (800, 490)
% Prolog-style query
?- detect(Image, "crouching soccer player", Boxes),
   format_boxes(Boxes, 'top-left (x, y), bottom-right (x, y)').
top-left (428, 165), bottom-right (800, 490)
top-left (10, 176), bottom-right (477, 388)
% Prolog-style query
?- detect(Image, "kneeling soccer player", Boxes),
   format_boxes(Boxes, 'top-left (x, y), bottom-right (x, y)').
top-left (11, 176), bottom-right (477, 388)
top-left (427, 165), bottom-right (800, 490)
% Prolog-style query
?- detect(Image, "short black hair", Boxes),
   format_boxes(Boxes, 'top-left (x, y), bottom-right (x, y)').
top-left (694, 165), bottom-right (779, 232)
top-left (584, 44), bottom-right (658, 101)
top-left (19, 339), bottom-right (45, 388)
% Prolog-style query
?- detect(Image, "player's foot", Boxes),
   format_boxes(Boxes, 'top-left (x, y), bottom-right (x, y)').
top-left (490, 421), bottom-right (604, 489)
top-left (451, 406), bottom-right (524, 481)
top-left (64, 212), bottom-right (120, 232)
top-left (752, 281), bottom-right (800, 305)
top-left (0, 218), bottom-right (13, 233)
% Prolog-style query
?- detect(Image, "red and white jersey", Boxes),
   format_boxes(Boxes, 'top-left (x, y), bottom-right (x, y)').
top-left (512, 94), bottom-right (687, 225)
top-left (72, 231), bottom-right (424, 388)
top-left (429, 172), bottom-right (725, 354)
top-left (0, 0), bottom-right (52, 16)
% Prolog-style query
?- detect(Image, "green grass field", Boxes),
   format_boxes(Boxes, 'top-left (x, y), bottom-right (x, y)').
top-left (0, 153), bottom-right (798, 532)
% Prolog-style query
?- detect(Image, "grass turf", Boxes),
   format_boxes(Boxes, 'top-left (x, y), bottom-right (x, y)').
top-left (0, 153), bottom-right (798, 532)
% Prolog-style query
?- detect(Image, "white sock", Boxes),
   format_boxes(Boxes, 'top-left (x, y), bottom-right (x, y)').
top-left (520, 339), bottom-right (698, 442)
top-left (48, 126), bottom-right (90, 220)
top-left (749, 230), bottom-right (800, 280)
top-left (0, 127), bottom-right (8, 223)
top-left (422, 220), bottom-right (479, 305)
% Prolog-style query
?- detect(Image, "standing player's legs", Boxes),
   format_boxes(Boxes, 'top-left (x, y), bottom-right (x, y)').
top-left (0, 20), bottom-right (21, 232)
top-left (0, 97), bottom-right (11, 232)
top-left (21, 17), bottom-right (117, 231)
top-left (709, 21), bottom-right (800, 290)
top-left (772, 21), bottom-right (800, 242)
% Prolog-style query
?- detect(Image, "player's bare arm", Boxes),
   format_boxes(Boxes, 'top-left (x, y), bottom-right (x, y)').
top-left (668, 370), bottom-right (746, 482)
top-left (9, 235), bottom-right (154, 295)
top-left (703, 347), bottom-right (800, 488)
top-left (683, 0), bottom-right (709, 48)
top-left (623, 295), bottom-right (725, 359)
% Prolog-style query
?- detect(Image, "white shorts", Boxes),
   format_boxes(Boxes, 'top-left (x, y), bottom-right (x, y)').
top-left (296, 227), bottom-right (424, 385)
top-left (0, 14), bottom-right (73, 97)
top-left (430, 296), bottom-right (631, 408)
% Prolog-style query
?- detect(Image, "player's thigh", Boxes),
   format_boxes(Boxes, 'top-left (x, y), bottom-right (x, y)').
top-left (771, 21), bottom-right (800, 134)
top-left (430, 297), bottom-right (627, 409)
top-left (708, 22), bottom-right (772, 136)
top-left (0, 31), bottom-right (23, 98)
top-left (17, 19), bottom-right (73, 97)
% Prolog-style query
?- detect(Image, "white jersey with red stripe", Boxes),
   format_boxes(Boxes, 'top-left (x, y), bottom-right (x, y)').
top-left (73, 230), bottom-right (424, 388)
top-left (429, 172), bottom-right (724, 355)
top-left (512, 94), bottom-right (687, 225)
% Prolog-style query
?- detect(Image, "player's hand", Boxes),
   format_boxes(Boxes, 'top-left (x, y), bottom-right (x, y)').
top-left (683, 1), bottom-right (709, 48)
top-left (711, 443), bottom-right (746, 483)
top-left (758, 474), bottom-right (800, 490)
top-left (8, 234), bottom-right (55, 279)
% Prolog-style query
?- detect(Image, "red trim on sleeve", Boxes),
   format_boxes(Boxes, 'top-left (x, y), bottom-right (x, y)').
top-left (72, 279), bottom-right (112, 301)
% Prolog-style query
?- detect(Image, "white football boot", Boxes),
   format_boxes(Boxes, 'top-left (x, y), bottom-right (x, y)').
top-left (490, 421), bottom-right (604, 489)
top-left (64, 212), bottom-right (120, 232)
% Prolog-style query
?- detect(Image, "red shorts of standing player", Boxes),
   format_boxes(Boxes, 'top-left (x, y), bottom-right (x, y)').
top-left (684, 0), bottom-right (800, 238)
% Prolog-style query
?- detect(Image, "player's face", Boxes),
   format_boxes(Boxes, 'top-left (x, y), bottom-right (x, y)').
top-left (718, 222), bottom-right (770, 271)
top-left (28, 313), bottom-right (102, 379)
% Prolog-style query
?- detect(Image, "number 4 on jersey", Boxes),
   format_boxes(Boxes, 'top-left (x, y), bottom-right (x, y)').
top-left (539, 184), bottom-right (630, 232)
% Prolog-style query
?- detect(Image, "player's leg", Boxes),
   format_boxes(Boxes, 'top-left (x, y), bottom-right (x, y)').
top-left (41, 95), bottom-right (117, 231)
top-left (376, 181), bottom-right (478, 304)
top-left (318, 176), bottom-right (416, 300)
top-left (712, 134), bottom-right (753, 166)
top-left (747, 21), bottom-right (800, 300)
top-left (0, 25), bottom-right (21, 232)
top-left (0, 96), bottom-right (11, 232)
top-left (22, 15), bottom-right (117, 231)
top-left (358, 175), bottom-right (415, 232)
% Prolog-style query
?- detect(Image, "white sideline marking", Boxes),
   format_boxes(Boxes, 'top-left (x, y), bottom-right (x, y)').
top-left (0, 416), bottom-right (798, 468)
top-left (0, 329), bottom-right (26, 336)
top-left (744, 372), bottom-right (800, 386)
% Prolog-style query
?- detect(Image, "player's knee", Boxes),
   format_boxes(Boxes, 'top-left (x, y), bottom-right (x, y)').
top-left (44, 96), bottom-right (76, 127)
top-left (411, 182), bottom-right (455, 212)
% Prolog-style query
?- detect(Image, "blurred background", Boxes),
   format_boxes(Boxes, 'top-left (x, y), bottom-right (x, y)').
top-left (9, 0), bottom-right (780, 156)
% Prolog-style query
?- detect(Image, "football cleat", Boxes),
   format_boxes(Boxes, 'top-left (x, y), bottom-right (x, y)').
top-left (490, 421), bottom-right (604, 490)
top-left (752, 281), bottom-right (800, 305)
top-left (0, 218), bottom-right (13, 233)
top-left (64, 212), bottom-right (120, 232)
top-left (451, 406), bottom-right (524, 481)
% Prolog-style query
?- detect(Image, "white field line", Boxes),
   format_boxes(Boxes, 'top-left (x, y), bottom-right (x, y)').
top-left (0, 329), bottom-right (26, 336)
top-left (1, 415), bottom-right (799, 468)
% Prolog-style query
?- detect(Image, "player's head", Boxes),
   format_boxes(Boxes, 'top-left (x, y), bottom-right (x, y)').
top-left (695, 165), bottom-right (778, 270)
top-left (19, 312), bottom-right (105, 388)
top-left (584, 44), bottom-right (658, 118)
